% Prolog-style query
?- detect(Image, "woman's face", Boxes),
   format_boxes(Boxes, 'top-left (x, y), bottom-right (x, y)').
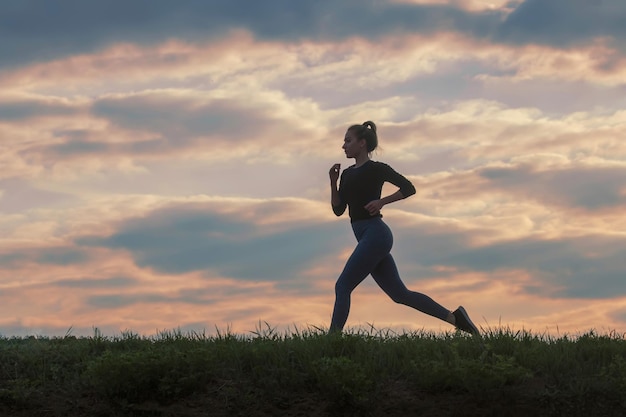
top-left (342, 130), bottom-right (365, 158)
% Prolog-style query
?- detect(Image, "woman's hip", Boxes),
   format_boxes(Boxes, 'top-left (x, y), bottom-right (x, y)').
top-left (351, 217), bottom-right (393, 247)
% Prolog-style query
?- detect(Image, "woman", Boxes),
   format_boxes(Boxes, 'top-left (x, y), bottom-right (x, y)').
top-left (328, 121), bottom-right (479, 334)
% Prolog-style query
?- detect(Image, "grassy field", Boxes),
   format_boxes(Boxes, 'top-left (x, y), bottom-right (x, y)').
top-left (1, 324), bottom-right (625, 417)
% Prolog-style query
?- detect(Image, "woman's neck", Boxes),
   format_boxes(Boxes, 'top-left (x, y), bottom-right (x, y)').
top-left (354, 154), bottom-right (370, 168)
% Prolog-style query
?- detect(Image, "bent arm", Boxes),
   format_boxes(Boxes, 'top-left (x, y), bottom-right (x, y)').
top-left (330, 181), bottom-right (346, 216)
top-left (363, 164), bottom-right (415, 215)
top-left (383, 163), bottom-right (416, 198)
top-left (364, 189), bottom-right (408, 215)
top-left (380, 189), bottom-right (408, 206)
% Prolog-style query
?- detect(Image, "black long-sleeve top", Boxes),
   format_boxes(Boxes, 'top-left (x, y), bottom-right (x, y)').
top-left (332, 160), bottom-right (416, 222)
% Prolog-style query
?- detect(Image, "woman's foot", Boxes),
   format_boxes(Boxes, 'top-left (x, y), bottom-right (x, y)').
top-left (452, 306), bottom-right (479, 335)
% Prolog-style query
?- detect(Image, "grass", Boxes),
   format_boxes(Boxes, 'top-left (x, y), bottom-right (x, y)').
top-left (1, 324), bottom-right (625, 416)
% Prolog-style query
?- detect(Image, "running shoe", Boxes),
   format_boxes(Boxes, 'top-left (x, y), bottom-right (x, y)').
top-left (453, 306), bottom-right (479, 335)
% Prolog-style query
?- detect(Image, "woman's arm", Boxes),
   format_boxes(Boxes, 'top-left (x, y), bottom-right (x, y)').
top-left (363, 163), bottom-right (415, 216)
top-left (329, 164), bottom-right (346, 216)
top-left (364, 190), bottom-right (405, 216)
top-left (380, 190), bottom-right (406, 206)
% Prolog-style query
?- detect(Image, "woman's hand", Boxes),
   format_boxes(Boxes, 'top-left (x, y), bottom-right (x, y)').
top-left (329, 163), bottom-right (341, 183)
top-left (364, 199), bottom-right (384, 216)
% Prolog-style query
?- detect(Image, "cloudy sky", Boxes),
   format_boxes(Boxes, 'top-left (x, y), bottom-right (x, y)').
top-left (1, 0), bottom-right (625, 337)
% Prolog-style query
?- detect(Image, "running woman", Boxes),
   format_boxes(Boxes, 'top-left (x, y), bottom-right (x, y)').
top-left (328, 121), bottom-right (479, 334)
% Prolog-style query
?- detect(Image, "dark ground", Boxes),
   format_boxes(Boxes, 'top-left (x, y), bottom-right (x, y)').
top-left (3, 377), bottom-right (623, 417)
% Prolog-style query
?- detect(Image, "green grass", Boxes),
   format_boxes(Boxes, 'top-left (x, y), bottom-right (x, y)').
top-left (1, 324), bottom-right (625, 416)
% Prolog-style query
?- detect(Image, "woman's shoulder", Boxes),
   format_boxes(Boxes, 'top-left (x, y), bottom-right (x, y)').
top-left (346, 160), bottom-right (392, 172)
top-left (370, 160), bottom-right (393, 170)
top-left (363, 160), bottom-right (390, 168)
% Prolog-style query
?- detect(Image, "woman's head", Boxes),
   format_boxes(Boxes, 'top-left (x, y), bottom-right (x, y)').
top-left (347, 121), bottom-right (378, 153)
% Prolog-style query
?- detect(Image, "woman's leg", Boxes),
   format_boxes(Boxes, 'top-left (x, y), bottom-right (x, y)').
top-left (370, 253), bottom-right (451, 321)
top-left (330, 241), bottom-right (385, 331)
top-left (330, 220), bottom-right (392, 332)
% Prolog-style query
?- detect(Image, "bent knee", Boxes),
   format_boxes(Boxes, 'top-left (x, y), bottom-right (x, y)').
top-left (389, 292), bottom-right (410, 305)
top-left (334, 282), bottom-right (348, 296)
top-left (335, 280), bottom-right (354, 298)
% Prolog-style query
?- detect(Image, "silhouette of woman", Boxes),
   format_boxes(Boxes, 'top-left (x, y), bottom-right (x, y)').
top-left (328, 121), bottom-right (479, 334)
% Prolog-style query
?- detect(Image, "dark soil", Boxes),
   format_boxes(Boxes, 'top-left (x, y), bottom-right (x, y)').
top-left (3, 377), bottom-right (623, 417)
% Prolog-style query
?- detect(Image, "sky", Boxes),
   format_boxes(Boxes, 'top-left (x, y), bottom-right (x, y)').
top-left (1, 0), bottom-right (625, 337)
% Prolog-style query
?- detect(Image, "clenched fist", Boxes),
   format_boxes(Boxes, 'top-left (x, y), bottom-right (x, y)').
top-left (329, 163), bottom-right (341, 183)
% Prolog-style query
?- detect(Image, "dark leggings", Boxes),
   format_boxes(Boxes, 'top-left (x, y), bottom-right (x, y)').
top-left (330, 217), bottom-right (450, 331)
